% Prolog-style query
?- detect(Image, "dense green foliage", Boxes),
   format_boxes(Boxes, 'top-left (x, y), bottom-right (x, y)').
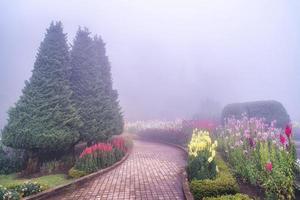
top-left (68, 168), bottom-right (87, 178)
top-left (0, 185), bottom-right (19, 200)
top-left (1, 22), bottom-right (81, 155)
top-left (7, 182), bottom-right (46, 198)
top-left (70, 28), bottom-right (123, 144)
top-left (221, 100), bottom-right (290, 128)
top-left (0, 144), bottom-right (24, 174)
top-left (188, 150), bottom-right (217, 181)
top-left (203, 194), bottom-right (252, 200)
top-left (1, 23), bottom-right (124, 175)
top-left (190, 156), bottom-right (239, 200)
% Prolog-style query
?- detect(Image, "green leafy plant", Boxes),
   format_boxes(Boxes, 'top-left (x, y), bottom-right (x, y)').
top-left (187, 130), bottom-right (218, 181)
top-left (68, 168), bottom-right (87, 178)
top-left (7, 182), bottom-right (46, 198)
top-left (190, 156), bottom-right (239, 200)
top-left (0, 185), bottom-right (20, 200)
top-left (188, 150), bottom-right (217, 181)
top-left (203, 193), bottom-right (252, 200)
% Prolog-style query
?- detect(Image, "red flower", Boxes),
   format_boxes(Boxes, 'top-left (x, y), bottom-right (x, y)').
top-left (280, 134), bottom-right (286, 145)
top-left (265, 162), bottom-right (273, 172)
top-left (285, 125), bottom-right (292, 138)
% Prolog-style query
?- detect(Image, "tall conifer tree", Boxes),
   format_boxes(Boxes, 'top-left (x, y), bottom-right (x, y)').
top-left (93, 36), bottom-right (123, 136)
top-left (2, 22), bottom-right (81, 172)
top-left (70, 28), bottom-right (123, 144)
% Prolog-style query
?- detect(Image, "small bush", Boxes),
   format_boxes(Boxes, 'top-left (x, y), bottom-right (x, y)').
top-left (68, 167), bottom-right (87, 178)
top-left (7, 182), bottom-right (46, 198)
top-left (203, 194), bottom-right (252, 200)
top-left (0, 185), bottom-right (20, 200)
top-left (190, 156), bottom-right (239, 200)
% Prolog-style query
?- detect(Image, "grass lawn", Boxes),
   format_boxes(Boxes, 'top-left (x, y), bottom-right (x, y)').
top-left (0, 173), bottom-right (72, 188)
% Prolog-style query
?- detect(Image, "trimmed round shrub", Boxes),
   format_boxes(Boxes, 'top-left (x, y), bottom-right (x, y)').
top-left (190, 156), bottom-right (239, 200)
top-left (68, 167), bottom-right (87, 178)
top-left (221, 100), bottom-right (290, 128)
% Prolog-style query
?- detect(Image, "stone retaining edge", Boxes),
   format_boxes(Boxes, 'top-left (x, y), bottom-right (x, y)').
top-left (24, 148), bottom-right (132, 200)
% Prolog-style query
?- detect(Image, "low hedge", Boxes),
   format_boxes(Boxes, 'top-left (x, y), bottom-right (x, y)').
top-left (203, 194), bottom-right (252, 200)
top-left (190, 155), bottom-right (239, 200)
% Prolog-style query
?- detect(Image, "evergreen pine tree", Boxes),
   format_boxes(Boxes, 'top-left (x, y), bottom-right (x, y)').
top-left (70, 28), bottom-right (123, 144)
top-left (1, 22), bottom-right (81, 172)
top-left (92, 36), bottom-right (124, 136)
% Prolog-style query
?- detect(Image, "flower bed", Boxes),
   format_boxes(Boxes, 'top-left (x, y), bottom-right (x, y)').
top-left (125, 120), bottom-right (183, 133)
top-left (68, 136), bottom-right (132, 178)
top-left (187, 129), bottom-right (244, 200)
top-left (217, 115), bottom-right (297, 199)
top-left (0, 182), bottom-right (45, 200)
top-left (129, 119), bottom-right (218, 146)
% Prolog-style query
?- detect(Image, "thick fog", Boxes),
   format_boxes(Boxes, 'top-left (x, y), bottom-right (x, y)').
top-left (0, 0), bottom-right (300, 128)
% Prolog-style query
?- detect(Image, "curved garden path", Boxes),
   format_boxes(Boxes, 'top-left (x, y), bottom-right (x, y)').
top-left (50, 140), bottom-right (187, 200)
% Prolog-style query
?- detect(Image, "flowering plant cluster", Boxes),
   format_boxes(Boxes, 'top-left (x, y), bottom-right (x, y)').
top-left (0, 181), bottom-right (45, 200)
top-left (218, 115), bottom-right (297, 200)
top-left (0, 185), bottom-right (19, 200)
top-left (124, 119), bottom-right (183, 133)
top-left (74, 137), bottom-right (130, 173)
top-left (187, 129), bottom-right (219, 181)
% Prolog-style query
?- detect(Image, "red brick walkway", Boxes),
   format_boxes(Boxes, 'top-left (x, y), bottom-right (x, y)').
top-left (50, 140), bottom-right (187, 200)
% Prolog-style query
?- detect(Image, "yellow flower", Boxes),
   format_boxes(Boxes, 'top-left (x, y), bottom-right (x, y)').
top-left (208, 156), bottom-right (213, 163)
top-left (188, 129), bottom-right (218, 160)
top-left (211, 150), bottom-right (216, 158)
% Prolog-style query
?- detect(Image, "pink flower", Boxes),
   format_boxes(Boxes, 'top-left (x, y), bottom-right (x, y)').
top-left (265, 162), bottom-right (273, 172)
top-left (280, 134), bottom-right (286, 145)
top-left (285, 125), bottom-right (292, 138)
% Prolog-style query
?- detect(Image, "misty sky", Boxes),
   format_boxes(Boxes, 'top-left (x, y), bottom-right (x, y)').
top-left (0, 0), bottom-right (300, 128)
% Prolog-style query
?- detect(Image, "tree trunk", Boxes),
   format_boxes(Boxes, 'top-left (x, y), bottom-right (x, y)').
top-left (23, 150), bottom-right (40, 175)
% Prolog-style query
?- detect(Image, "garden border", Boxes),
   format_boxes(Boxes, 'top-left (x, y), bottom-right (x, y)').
top-left (136, 138), bottom-right (194, 200)
top-left (24, 149), bottom-right (132, 200)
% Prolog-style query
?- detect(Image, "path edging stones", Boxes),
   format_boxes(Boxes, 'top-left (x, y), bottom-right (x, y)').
top-left (24, 149), bottom-right (132, 200)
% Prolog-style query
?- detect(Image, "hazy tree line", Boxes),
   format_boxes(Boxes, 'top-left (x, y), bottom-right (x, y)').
top-left (1, 22), bottom-right (123, 173)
